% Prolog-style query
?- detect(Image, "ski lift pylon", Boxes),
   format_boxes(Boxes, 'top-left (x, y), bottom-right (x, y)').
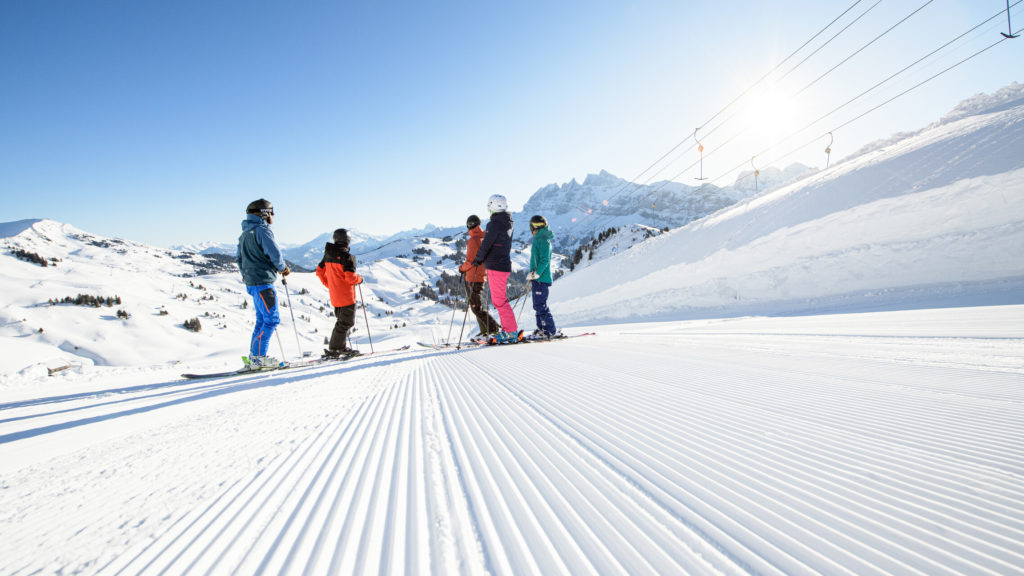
top-left (825, 132), bottom-right (834, 168)
top-left (751, 156), bottom-right (759, 192)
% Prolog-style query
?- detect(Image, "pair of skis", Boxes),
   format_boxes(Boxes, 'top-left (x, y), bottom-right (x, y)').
top-left (485, 331), bottom-right (596, 345)
top-left (417, 330), bottom-right (521, 349)
top-left (522, 331), bottom-right (596, 343)
top-left (180, 345), bottom-right (411, 380)
top-left (417, 331), bottom-right (595, 350)
top-left (416, 339), bottom-right (487, 350)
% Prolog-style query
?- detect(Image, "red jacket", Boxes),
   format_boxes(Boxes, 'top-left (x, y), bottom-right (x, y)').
top-left (459, 226), bottom-right (487, 282)
top-left (316, 243), bottom-right (363, 307)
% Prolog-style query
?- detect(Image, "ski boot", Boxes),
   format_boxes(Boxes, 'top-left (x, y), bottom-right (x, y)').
top-left (247, 355), bottom-right (282, 369)
top-left (323, 348), bottom-right (362, 361)
top-left (488, 330), bottom-right (524, 345)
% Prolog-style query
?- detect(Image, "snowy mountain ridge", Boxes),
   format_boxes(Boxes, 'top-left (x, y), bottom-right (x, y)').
top-left (171, 167), bottom-right (808, 268)
top-left (514, 165), bottom-right (812, 250)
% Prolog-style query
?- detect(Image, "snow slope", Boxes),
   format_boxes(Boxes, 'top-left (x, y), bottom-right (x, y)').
top-left (0, 308), bottom-right (1021, 574)
top-left (1, 86), bottom-right (1023, 575)
top-left (553, 85), bottom-right (1024, 324)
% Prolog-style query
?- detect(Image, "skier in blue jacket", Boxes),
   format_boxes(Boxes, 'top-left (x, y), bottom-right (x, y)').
top-left (237, 199), bottom-right (290, 366)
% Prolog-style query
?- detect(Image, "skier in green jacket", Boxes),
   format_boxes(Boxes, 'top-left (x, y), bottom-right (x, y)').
top-left (527, 215), bottom-right (561, 339)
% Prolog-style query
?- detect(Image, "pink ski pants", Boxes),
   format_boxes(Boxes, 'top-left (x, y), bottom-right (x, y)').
top-left (486, 269), bottom-right (517, 333)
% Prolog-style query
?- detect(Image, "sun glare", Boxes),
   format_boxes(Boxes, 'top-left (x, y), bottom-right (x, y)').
top-left (742, 88), bottom-right (799, 149)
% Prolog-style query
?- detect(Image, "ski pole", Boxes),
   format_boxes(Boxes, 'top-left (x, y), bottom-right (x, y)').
top-left (281, 278), bottom-right (307, 357)
top-left (513, 281), bottom-right (531, 327)
top-left (456, 274), bottom-right (472, 349)
top-left (275, 331), bottom-right (287, 363)
top-left (446, 274), bottom-right (465, 345)
top-left (357, 283), bottom-right (374, 354)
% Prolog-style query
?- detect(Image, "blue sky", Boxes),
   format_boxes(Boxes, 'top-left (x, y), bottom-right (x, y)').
top-left (2, 0), bottom-right (1021, 247)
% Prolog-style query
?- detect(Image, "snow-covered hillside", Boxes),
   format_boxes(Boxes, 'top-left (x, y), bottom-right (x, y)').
top-left (554, 83), bottom-right (1024, 324)
top-left (1, 86), bottom-right (1023, 575)
top-left (0, 220), bottom-right (478, 381)
top-left (562, 223), bottom-right (666, 273)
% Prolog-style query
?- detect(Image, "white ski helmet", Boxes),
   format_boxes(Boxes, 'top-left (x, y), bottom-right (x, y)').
top-left (487, 194), bottom-right (508, 213)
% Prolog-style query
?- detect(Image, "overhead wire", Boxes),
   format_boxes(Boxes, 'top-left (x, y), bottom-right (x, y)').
top-left (711, 0), bottom-right (1024, 186)
top-left (558, 0), bottom-right (874, 241)
top-left (760, 23), bottom-right (1022, 177)
top-left (791, 0), bottom-right (936, 99)
top-left (697, 0), bottom-right (871, 134)
top-left (577, 0), bottom-right (1023, 239)
top-left (697, 0), bottom-right (887, 148)
top-left (691, 0), bottom-right (940, 184)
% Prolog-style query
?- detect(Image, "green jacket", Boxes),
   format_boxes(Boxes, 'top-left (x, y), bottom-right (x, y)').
top-left (529, 227), bottom-right (554, 284)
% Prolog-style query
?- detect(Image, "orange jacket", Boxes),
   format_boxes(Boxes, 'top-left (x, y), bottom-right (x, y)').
top-left (459, 226), bottom-right (487, 282)
top-left (316, 243), bottom-right (363, 307)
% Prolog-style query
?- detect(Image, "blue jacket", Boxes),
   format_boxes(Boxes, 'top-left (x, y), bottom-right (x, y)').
top-left (473, 211), bottom-right (514, 273)
top-left (237, 214), bottom-right (286, 286)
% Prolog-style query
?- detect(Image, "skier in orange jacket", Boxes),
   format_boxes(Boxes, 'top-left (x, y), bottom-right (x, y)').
top-left (315, 228), bottom-right (364, 359)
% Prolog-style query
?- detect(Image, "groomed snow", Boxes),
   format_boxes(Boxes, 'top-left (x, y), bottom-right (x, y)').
top-left (0, 307), bottom-right (1021, 574)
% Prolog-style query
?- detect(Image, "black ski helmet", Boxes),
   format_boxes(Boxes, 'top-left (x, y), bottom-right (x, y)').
top-left (466, 214), bottom-right (481, 229)
top-left (332, 228), bottom-right (350, 246)
top-left (529, 214), bottom-right (547, 231)
top-left (246, 199), bottom-right (274, 221)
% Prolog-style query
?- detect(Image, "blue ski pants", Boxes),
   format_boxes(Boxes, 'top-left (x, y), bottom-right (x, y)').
top-left (531, 280), bottom-right (557, 335)
top-left (247, 284), bottom-right (280, 357)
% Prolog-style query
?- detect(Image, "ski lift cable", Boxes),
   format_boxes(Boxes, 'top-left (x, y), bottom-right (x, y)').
top-left (697, 0), bottom-right (939, 178)
top-left (829, 32), bottom-right (1018, 137)
top-left (712, 27), bottom-right (1019, 187)
top-left (559, 0), bottom-right (980, 240)
top-left (768, 0), bottom-right (886, 91)
top-left (563, 0), bottom-right (873, 237)
top-left (698, 0), bottom-right (884, 147)
top-left (588, 133), bottom-right (696, 210)
top-left (792, 0), bottom-right (937, 100)
top-left (588, 7), bottom-right (1020, 231)
top-left (762, 1), bottom-right (1016, 167)
top-left (599, 0), bottom-right (912, 207)
top-left (698, 1), bottom-right (1021, 187)
top-left (698, 0), bottom-right (870, 132)
top-left (809, 2), bottom-right (1018, 128)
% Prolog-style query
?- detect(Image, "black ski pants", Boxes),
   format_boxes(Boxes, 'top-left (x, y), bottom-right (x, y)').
top-left (329, 304), bottom-right (356, 352)
top-left (466, 280), bottom-right (500, 335)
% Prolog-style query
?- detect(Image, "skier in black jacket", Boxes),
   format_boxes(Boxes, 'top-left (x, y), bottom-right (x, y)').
top-left (472, 194), bottom-right (520, 342)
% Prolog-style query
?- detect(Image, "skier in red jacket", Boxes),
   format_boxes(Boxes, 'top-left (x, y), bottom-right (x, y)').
top-left (315, 229), bottom-right (364, 359)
